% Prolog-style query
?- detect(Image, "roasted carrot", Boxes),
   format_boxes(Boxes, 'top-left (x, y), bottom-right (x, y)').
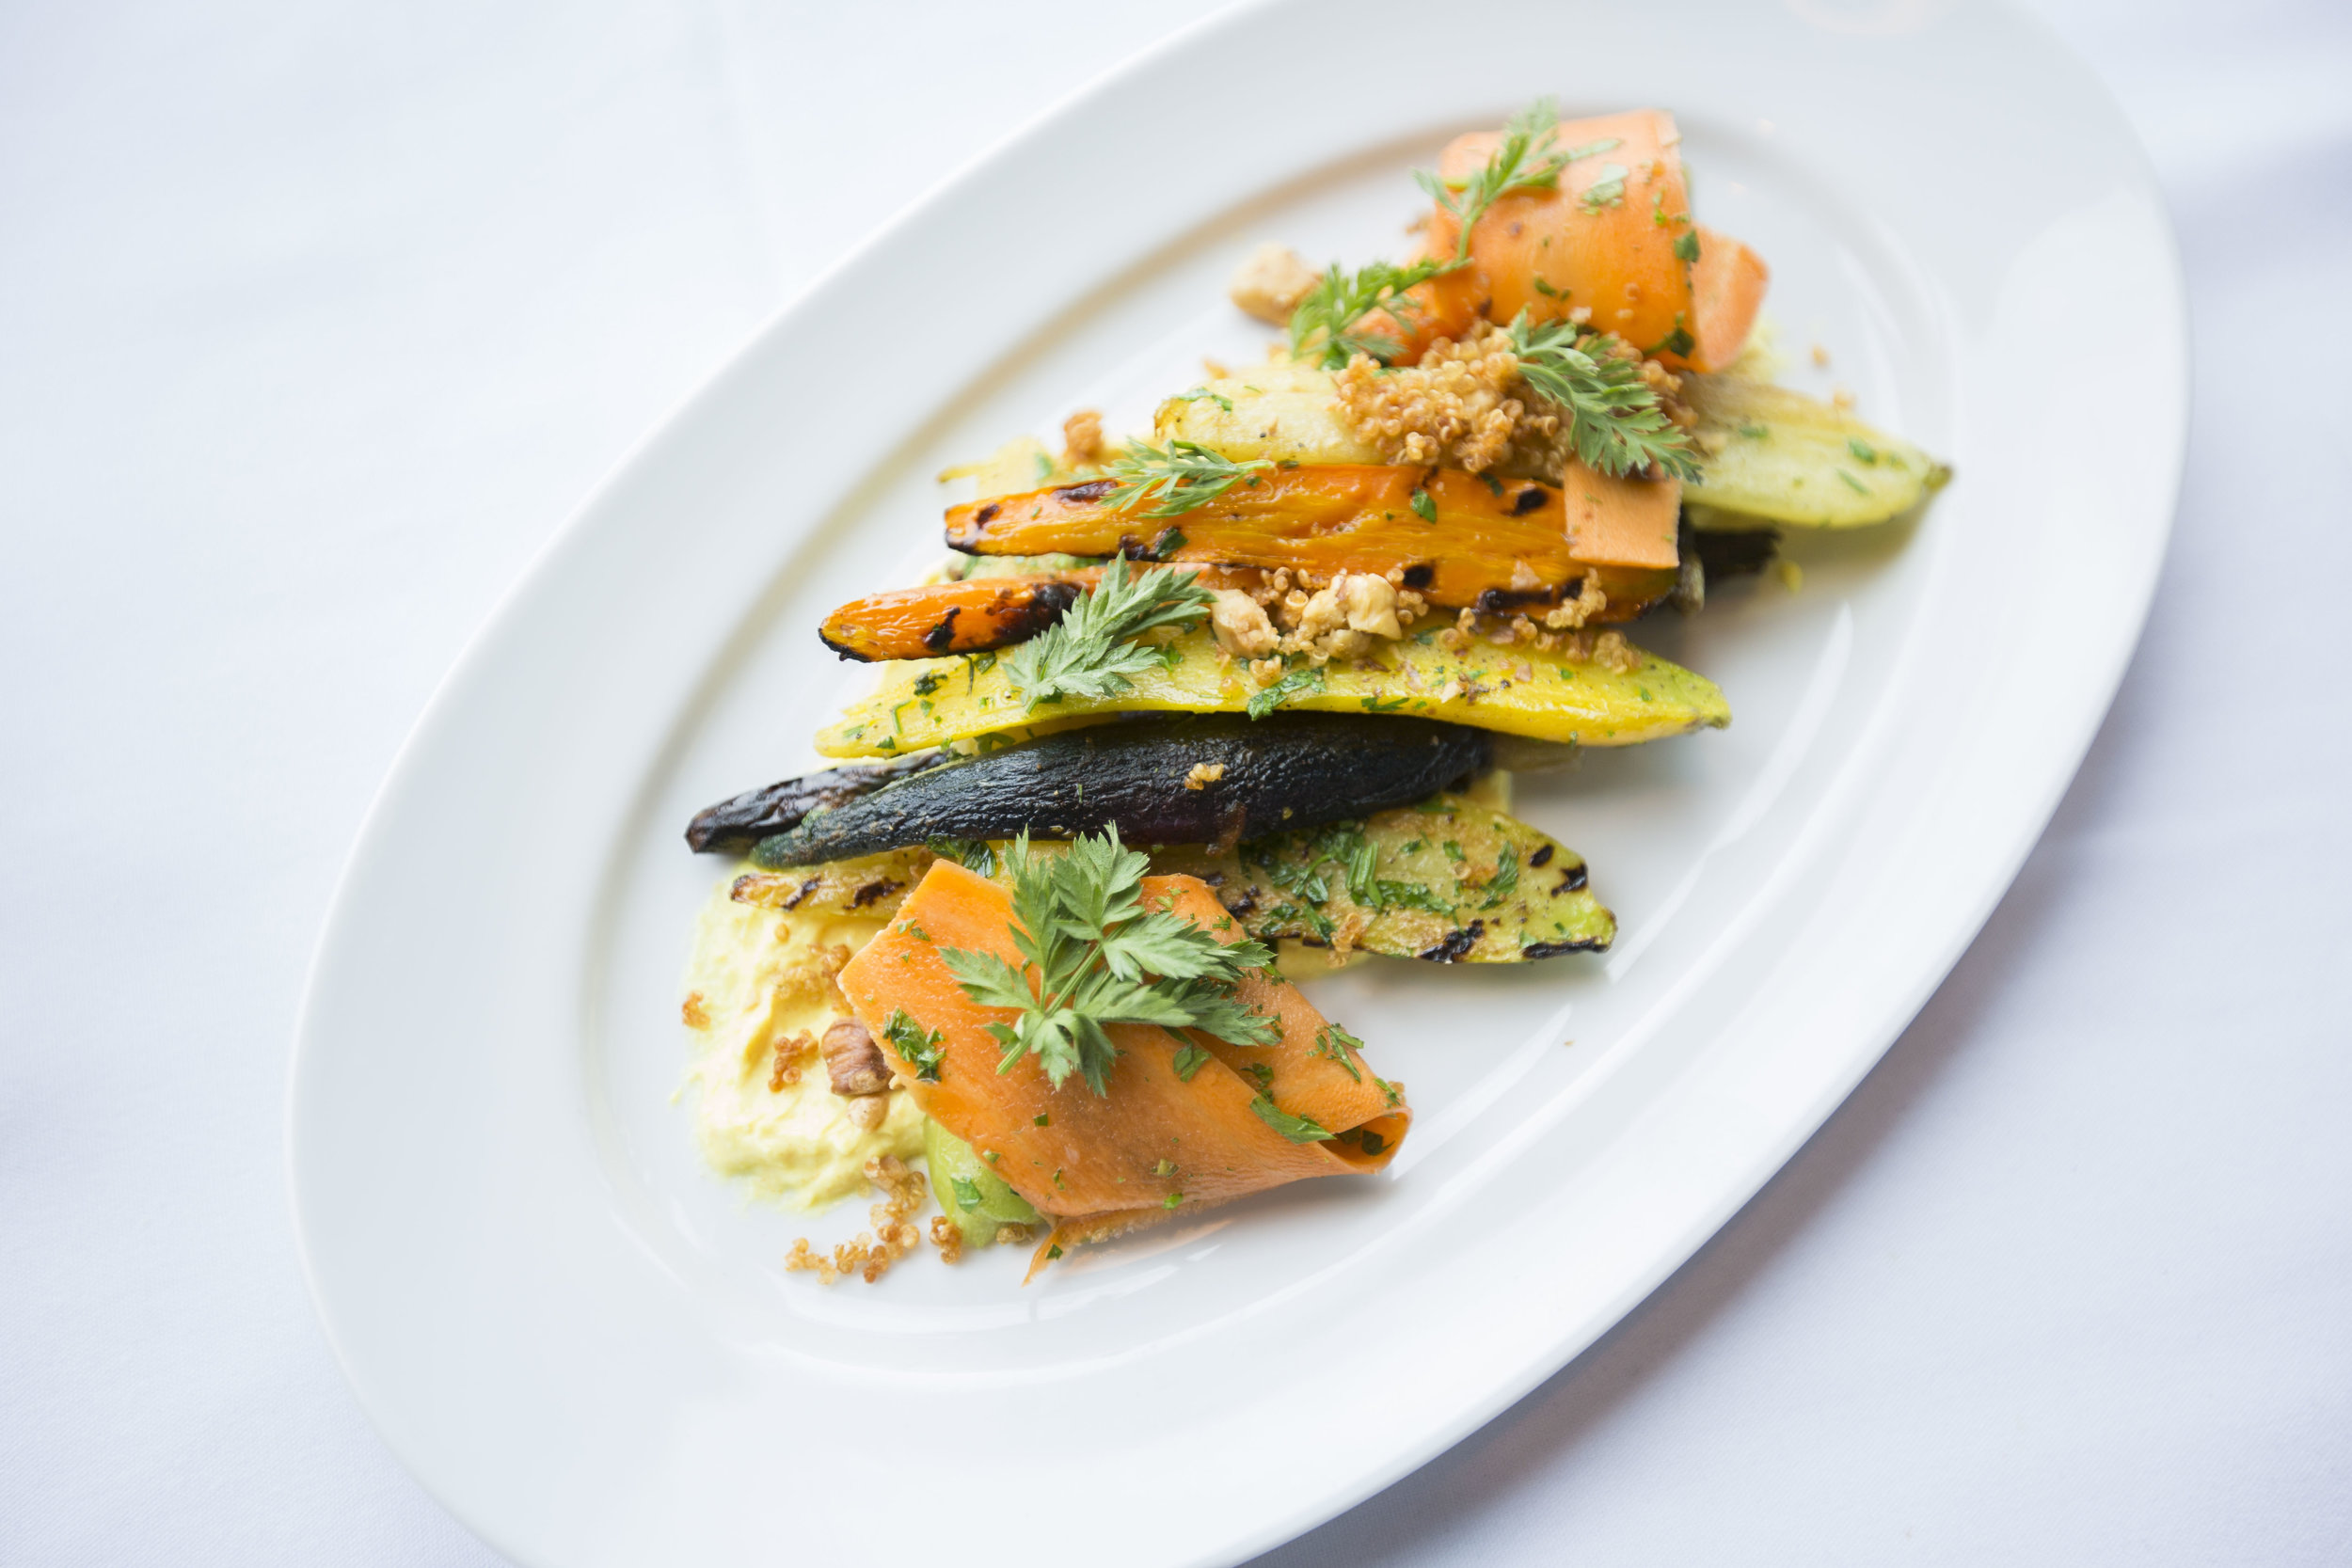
top-left (835, 863), bottom-right (1407, 1264)
top-left (945, 465), bottom-right (1678, 609)
top-left (1687, 226), bottom-right (1770, 372)
top-left (1359, 110), bottom-right (1767, 377)
top-left (818, 565), bottom-right (1288, 663)
top-left (819, 575), bottom-right (1087, 662)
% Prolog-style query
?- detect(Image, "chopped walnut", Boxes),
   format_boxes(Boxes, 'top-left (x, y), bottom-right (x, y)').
top-left (1184, 762), bottom-right (1227, 791)
top-left (1334, 573), bottom-right (1402, 639)
top-left (680, 991), bottom-right (710, 1029)
top-left (1208, 589), bottom-right (1279, 658)
top-left (929, 1215), bottom-right (965, 1263)
top-left (1227, 242), bottom-right (1320, 326)
top-left (822, 1017), bottom-right (891, 1097)
top-left (845, 1094), bottom-right (888, 1132)
top-left (1270, 571), bottom-right (1401, 663)
top-left (1060, 408), bottom-right (1104, 469)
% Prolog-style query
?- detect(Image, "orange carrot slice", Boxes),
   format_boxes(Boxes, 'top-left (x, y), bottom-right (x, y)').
top-left (1687, 226), bottom-right (1770, 372)
top-left (835, 863), bottom-right (1409, 1271)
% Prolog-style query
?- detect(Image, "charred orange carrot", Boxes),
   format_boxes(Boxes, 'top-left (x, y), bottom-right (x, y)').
top-left (819, 575), bottom-right (1088, 662)
top-left (818, 565), bottom-right (1286, 662)
top-left (945, 466), bottom-right (1679, 608)
top-left (835, 863), bottom-right (1407, 1238)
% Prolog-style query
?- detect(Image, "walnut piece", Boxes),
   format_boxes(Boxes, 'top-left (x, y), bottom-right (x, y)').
top-left (1060, 408), bottom-right (1104, 469)
top-left (1208, 589), bottom-right (1279, 658)
top-left (1227, 242), bottom-right (1320, 326)
top-left (822, 1017), bottom-right (891, 1098)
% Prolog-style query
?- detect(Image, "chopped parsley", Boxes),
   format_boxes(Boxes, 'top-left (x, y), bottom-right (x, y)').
top-left (1171, 387), bottom-right (1234, 413)
top-left (882, 1009), bottom-right (946, 1082)
top-left (1673, 229), bottom-right (1701, 264)
top-left (1247, 662), bottom-right (1327, 720)
top-left (1311, 1022), bottom-right (1365, 1082)
top-left (1171, 1042), bottom-right (1213, 1082)
top-left (1408, 487), bottom-right (1437, 523)
top-left (1250, 1096), bottom-right (1336, 1144)
top-left (948, 1176), bottom-right (985, 1212)
top-left (1577, 163), bottom-right (1629, 211)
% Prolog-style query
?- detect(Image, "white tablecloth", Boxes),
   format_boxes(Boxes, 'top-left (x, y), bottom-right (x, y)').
top-left (6, 3), bottom-right (2346, 1561)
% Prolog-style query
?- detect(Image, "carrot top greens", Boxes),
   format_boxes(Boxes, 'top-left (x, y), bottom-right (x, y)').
top-left (1002, 557), bottom-right (1213, 712)
top-left (939, 827), bottom-right (1279, 1095)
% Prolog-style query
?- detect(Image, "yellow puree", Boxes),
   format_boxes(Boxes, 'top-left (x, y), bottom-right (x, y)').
top-left (678, 874), bottom-right (924, 1208)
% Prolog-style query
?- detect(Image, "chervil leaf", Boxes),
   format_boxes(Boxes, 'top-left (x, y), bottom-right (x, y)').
top-left (937, 827), bottom-right (1304, 1095)
top-left (1002, 558), bottom-right (1215, 712)
top-left (1096, 909), bottom-right (1240, 983)
top-left (1174, 989), bottom-right (1283, 1050)
top-left (937, 948), bottom-right (1036, 1013)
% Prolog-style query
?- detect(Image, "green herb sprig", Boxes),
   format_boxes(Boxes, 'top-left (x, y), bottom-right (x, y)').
top-left (1417, 98), bottom-right (1574, 264)
top-left (1003, 558), bottom-right (1213, 711)
top-left (1287, 259), bottom-right (1451, 369)
top-left (882, 1009), bottom-right (947, 1083)
top-left (938, 828), bottom-right (1280, 1096)
top-left (1502, 312), bottom-right (1700, 481)
top-left (1103, 439), bottom-right (1271, 519)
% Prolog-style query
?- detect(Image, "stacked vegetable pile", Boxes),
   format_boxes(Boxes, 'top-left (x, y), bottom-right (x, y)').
top-left (687, 102), bottom-right (1947, 1269)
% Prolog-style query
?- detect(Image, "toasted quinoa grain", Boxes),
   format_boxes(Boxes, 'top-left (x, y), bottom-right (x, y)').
top-left (785, 1155), bottom-right (930, 1285)
top-left (1333, 325), bottom-right (1547, 473)
top-left (767, 1030), bottom-right (814, 1094)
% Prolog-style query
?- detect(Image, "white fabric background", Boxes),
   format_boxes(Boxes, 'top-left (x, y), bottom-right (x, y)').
top-left (4, 2), bottom-right (2346, 1561)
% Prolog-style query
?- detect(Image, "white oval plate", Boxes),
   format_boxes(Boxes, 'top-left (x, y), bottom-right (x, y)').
top-left (291, 3), bottom-right (2183, 1563)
